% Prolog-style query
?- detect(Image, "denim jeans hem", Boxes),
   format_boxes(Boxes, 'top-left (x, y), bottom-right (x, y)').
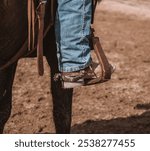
top-left (59, 59), bottom-right (92, 72)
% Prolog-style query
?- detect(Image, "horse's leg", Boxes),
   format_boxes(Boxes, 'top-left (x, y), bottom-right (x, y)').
top-left (0, 62), bottom-right (17, 133)
top-left (51, 74), bottom-right (73, 134)
top-left (44, 26), bottom-right (73, 134)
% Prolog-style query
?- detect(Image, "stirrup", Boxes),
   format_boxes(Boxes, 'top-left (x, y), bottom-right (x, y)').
top-left (91, 28), bottom-right (115, 82)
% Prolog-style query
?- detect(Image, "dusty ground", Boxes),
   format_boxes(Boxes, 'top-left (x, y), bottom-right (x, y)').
top-left (4, 0), bottom-right (150, 133)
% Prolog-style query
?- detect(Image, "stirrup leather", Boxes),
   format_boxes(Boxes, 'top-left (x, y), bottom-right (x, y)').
top-left (91, 28), bottom-right (115, 81)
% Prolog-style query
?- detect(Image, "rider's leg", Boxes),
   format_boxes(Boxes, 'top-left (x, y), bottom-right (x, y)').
top-left (55, 0), bottom-right (92, 72)
top-left (55, 0), bottom-right (114, 88)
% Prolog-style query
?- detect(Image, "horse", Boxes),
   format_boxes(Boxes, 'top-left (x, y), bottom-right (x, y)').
top-left (0, 0), bottom-right (73, 134)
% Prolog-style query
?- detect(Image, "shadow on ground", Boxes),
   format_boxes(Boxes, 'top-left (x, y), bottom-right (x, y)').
top-left (71, 103), bottom-right (150, 134)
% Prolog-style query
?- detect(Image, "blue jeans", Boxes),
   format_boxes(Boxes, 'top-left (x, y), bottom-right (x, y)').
top-left (55, 0), bottom-right (92, 72)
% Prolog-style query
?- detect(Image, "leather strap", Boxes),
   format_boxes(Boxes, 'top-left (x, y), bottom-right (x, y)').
top-left (36, 0), bottom-right (47, 75)
top-left (28, 0), bottom-right (35, 51)
top-left (92, 0), bottom-right (98, 24)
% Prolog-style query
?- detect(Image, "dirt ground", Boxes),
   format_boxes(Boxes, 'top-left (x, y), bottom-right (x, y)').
top-left (4, 0), bottom-right (150, 133)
